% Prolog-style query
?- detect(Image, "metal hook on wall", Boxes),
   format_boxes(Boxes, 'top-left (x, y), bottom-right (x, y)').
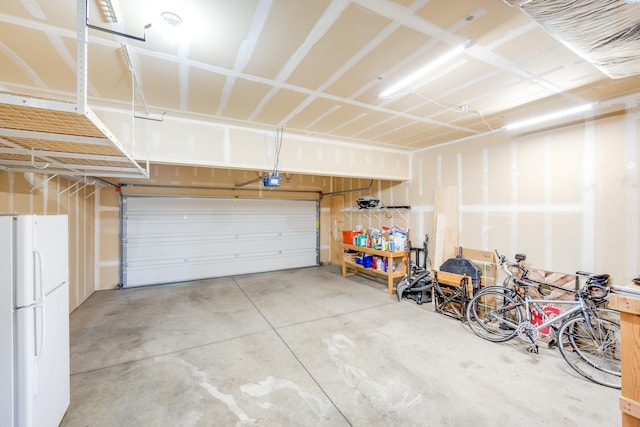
top-left (31, 147), bottom-right (49, 170)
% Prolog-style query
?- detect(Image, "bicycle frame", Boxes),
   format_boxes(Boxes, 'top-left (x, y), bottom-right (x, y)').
top-left (516, 296), bottom-right (585, 334)
top-left (493, 250), bottom-right (600, 335)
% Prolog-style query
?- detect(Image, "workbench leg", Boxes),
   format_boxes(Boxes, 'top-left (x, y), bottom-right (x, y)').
top-left (388, 276), bottom-right (394, 295)
top-left (621, 311), bottom-right (640, 427)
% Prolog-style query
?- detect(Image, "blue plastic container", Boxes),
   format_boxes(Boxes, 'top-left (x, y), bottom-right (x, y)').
top-left (363, 255), bottom-right (374, 268)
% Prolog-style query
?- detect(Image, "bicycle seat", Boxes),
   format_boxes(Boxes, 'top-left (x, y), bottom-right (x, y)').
top-left (576, 270), bottom-right (591, 276)
top-left (576, 271), bottom-right (610, 285)
top-left (576, 271), bottom-right (609, 279)
top-left (515, 253), bottom-right (526, 262)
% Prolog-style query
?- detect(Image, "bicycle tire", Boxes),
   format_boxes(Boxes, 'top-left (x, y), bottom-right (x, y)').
top-left (557, 315), bottom-right (621, 389)
top-left (466, 286), bottom-right (523, 342)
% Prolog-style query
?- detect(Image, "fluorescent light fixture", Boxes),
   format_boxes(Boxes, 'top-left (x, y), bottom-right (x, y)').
top-left (503, 103), bottom-right (594, 131)
top-left (379, 39), bottom-right (474, 99)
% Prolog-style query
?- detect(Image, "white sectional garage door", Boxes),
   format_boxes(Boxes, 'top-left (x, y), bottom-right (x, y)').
top-left (121, 196), bottom-right (318, 287)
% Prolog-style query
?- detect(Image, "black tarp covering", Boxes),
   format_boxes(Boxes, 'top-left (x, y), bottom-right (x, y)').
top-left (439, 248), bottom-right (481, 289)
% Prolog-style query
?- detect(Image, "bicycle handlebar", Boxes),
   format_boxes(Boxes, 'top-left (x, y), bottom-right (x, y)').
top-left (495, 249), bottom-right (524, 279)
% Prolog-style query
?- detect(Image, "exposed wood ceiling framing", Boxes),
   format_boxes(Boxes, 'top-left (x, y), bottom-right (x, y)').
top-left (0, 0), bottom-right (639, 178)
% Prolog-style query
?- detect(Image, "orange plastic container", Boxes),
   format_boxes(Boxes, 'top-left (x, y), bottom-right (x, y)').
top-left (342, 230), bottom-right (359, 244)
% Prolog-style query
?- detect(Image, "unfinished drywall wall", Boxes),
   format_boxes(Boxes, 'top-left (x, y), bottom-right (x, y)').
top-left (0, 171), bottom-right (97, 312)
top-left (93, 106), bottom-right (411, 181)
top-left (406, 108), bottom-right (639, 284)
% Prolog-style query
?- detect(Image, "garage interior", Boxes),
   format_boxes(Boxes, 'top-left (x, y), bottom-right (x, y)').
top-left (1, 0), bottom-right (639, 426)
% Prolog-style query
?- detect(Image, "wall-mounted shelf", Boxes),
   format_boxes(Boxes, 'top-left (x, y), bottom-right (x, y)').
top-left (343, 206), bottom-right (411, 230)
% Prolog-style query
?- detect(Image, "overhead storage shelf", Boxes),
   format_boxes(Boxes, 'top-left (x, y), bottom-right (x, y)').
top-left (0, 92), bottom-right (148, 179)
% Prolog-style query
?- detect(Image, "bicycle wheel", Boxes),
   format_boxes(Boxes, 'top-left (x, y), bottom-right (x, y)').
top-left (557, 314), bottom-right (621, 389)
top-left (466, 287), bottom-right (523, 342)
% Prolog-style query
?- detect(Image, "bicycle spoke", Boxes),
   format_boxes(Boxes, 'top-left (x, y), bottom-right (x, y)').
top-left (557, 315), bottom-right (621, 389)
top-left (466, 287), bottom-right (522, 342)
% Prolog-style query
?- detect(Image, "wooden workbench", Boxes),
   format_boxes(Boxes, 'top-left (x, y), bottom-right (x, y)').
top-left (341, 243), bottom-right (407, 294)
top-left (609, 289), bottom-right (640, 427)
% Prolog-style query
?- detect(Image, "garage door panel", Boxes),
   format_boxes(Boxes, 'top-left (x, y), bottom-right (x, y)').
top-left (125, 233), bottom-right (317, 260)
top-left (122, 196), bottom-right (318, 287)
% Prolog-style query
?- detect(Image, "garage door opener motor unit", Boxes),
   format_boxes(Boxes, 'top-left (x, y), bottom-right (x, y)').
top-left (263, 175), bottom-right (281, 187)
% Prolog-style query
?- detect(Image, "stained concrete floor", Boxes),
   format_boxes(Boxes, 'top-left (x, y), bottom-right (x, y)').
top-left (61, 265), bottom-right (620, 427)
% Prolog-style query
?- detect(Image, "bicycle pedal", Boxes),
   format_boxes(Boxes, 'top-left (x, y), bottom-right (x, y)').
top-left (527, 345), bottom-right (539, 354)
top-left (547, 339), bottom-right (556, 348)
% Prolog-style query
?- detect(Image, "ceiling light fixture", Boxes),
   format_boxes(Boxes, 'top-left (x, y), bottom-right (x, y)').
top-left (503, 103), bottom-right (594, 131)
top-left (161, 11), bottom-right (183, 27)
top-left (379, 39), bottom-right (475, 99)
top-left (159, 11), bottom-right (184, 44)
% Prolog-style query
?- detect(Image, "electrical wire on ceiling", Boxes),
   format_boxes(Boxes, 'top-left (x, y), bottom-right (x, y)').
top-left (271, 126), bottom-right (284, 177)
top-left (504, 0), bottom-right (640, 78)
top-left (410, 91), bottom-right (494, 131)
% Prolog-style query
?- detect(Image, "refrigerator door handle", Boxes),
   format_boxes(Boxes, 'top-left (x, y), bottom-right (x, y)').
top-left (33, 248), bottom-right (46, 359)
top-left (34, 247), bottom-right (45, 301)
top-left (36, 304), bottom-right (46, 359)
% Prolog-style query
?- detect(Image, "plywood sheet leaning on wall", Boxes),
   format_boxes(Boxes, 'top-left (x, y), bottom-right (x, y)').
top-left (433, 186), bottom-right (459, 269)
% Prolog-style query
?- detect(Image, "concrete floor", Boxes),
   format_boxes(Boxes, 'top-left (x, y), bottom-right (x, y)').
top-left (61, 265), bottom-right (620, 427)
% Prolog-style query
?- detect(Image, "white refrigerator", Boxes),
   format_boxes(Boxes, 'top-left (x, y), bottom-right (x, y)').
top-left (0, 214), bottom-right (70, 427)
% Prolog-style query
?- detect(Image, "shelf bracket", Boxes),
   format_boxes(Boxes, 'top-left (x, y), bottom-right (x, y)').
top-left (30, 174), bottom-right (58, 193)
top-left (58, 182), bottom-right (79, 196)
